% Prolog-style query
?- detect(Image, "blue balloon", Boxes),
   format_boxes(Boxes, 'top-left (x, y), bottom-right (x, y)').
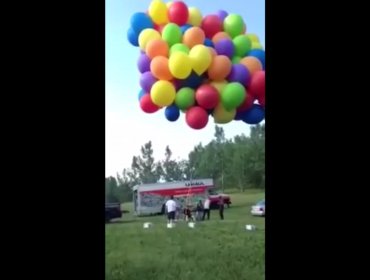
top-left (247, 50), bottom-right (265, 70)
top-left (165, 105), bottom-right (180, 122)
top-left (127, 28), bottom-right (139, 46)
top-left (204, 38), bottom-right (214, 48)
top-left (177, 72), bottom-right (203, 89)
top-left (180, 24), bottom-right (192, 34)
top-left (241, 104), bottom-right (265, 124)
top-left (138, 89), bottom-right (146, 101)
top-left (130, 12), bottom-right (154, 34)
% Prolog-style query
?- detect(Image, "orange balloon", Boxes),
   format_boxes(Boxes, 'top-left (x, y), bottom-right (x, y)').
top-left (182, 27), bottom-right (205, 48)
top-left (207, 55), bottom-right (232, 81)
top-left (240, 57), bottom-right (263, 75)
top-left (212, 32), bottom-right (231, 44)
top-left (150, 56), bottom-right (173, 80)
top-left (146, 39), bottom-right (169, 59)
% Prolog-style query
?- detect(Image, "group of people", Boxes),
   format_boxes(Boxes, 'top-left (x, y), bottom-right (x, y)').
top-left (165, 195), bottom-right (225, 224)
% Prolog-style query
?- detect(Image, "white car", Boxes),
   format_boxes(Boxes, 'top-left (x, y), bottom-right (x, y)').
top-left (251, 199), bottom-right (265, 216)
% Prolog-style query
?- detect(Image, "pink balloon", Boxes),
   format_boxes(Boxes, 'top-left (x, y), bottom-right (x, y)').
top-left (237, 90), bottom-right (255, 112)
top-left (168, 1), bottom-right (189, 26)
top-left (195, 85), bottom-right (219, 110)
top-left (185, 106), bottom-right (209, 129)
top-left (258, 95), bottom-right (265, 107)
top-left (140, 94), bottom-right (160, 113)
top-left (248, 71), bottom-right (265, 99)
top-left (201, 15), bottom-right (223, 38)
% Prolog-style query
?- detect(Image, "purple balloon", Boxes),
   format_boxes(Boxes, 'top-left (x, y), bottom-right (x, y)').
top-left (227, 64), bottom-right (251, 85)
top-left (215, 39), bottom-right (234, 58)
top-left (137, 54), bottom-right (151, 73)
top-left (140, 72), bottom-right (157, 93)
top-left (217, 10), bottom-right (228, 21)
top-left (234, 111), bottom-right (244, 121)
top-left (172, 79), bottom-right (181, 91)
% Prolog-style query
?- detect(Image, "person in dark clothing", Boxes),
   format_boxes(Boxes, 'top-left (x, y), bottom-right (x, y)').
top-left (183, 205), bottom-right (194, 222)
top-left (218, 196), bottom-right (224, 220)
top-left (202, 196), bottom-right (211, 220)
top-left (195, 200), bottom-right (203, 221)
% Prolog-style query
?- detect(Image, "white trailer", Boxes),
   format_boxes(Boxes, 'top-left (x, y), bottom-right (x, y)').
top-left (133, 178), bottom-right (214, 216)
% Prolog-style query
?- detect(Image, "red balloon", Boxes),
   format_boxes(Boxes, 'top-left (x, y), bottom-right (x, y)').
top-left (168, 1), bottom-right (189, 26)
top-left (140, 94), bottom-right (160, 113)
top-left (153, 23), bottom-right (165, 33)
top-left (258, 95), bottom-right (265, 107)
top-left (237, 90), bottom-right (255, 112)
top-left (195, 84), bottom-right (220, 110)
top-left (185, 106), bottom-right (209, 129)
top-left (201, 15), bottom-right (223, 38)
top-left (248, 71), bottom-right (265, 99)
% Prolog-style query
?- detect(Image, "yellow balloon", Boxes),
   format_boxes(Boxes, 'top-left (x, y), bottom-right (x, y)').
top-left (251, 41), bottom-right (264, 50)
top-left (148, 0), bottom-right (168, 25)
top-left (213, 103), bottom-right (236, 124)
top-left (169, 52), bottom-right (192, 79)
top-left (189, 45), bottom-right (212, 75)
top-left (187, 7), bottom-right (202, 27)
top-left (166, 2), bottom-right (173, 8)
top-left (138, 29), bottom-right (161, 50)
top-left (210, 80), bottom-right (227, 95)
top-left (150, 80), bottom-right (176, 106)
top-left (246, 33), bottom-right (260, 43)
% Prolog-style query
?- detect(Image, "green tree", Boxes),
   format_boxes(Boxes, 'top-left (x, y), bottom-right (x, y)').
top-left (131, 141), bottom-right (161, 184)
top-left (245, 124), bottom-right (265, 188)
top-left (105, 176), bottom-right (120, 203)
top-left (162, 146), bottom-right (183, 181)
top-left (116, 169), bottom-right (135, 202)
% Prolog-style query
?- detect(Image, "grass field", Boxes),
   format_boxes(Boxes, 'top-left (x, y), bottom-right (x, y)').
top-left (105, 189), bottom-right (265, 280)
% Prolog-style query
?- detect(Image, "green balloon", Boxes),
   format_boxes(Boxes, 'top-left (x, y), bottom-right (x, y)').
top-left (223, 14), bottom-right (244, 38)
top-left (175, 87), bottom-right (195, 110)
top-left (170, 43), bottom-right (190, 56)
top-left (162, 23), bottom-right (182, 47)
top-left (233, 35), bottom-right (252, 57)
top-left (221, 82), bottom-right (246, 110)
top-left (231, 56), bottom-right (241, 64)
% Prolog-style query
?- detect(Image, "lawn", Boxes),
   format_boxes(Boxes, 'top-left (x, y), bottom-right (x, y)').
top-left (105, 189), bottom-right (265, 280)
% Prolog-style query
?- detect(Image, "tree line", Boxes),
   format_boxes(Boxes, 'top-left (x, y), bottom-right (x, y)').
top-left (105, 124), bottom-right (265, 203)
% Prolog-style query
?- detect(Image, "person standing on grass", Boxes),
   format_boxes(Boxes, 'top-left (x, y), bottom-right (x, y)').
top-left (165, 195), bottom-right (177, 224)
top-left (218, 195), bottom-right (224, 220)
top-left (195, 200), bottom-right (203, 221)
top-left (202, 196), bottom-right (211, 220)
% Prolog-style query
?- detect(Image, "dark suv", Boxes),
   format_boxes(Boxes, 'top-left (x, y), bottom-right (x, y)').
top-left (105, 203), bottom-right (122, 222)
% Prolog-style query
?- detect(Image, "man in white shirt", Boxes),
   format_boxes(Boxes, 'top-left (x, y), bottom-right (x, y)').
top-left (165, 195), bottom-right (177, 224)
top-left (202, 196), bottom-right (211, 220)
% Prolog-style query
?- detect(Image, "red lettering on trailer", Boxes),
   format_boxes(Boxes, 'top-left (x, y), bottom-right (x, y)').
top-left (141, 186), bottom-right (208, 196)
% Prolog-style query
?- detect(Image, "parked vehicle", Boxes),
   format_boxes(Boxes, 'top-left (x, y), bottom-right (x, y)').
top-left (251, 199), bottom-right (265, 216)
top-left (208, 189), bottom-right (231, 209)
top-left (105, 202), bottom-right (122, 222)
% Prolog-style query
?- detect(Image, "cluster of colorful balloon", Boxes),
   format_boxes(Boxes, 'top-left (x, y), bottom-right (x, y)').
top-left (128, 0), bottom-right (265, 130)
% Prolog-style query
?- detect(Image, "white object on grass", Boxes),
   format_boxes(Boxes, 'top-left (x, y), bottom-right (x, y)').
top-left (188, 222), bottom-right (195, 228)
top-left (143, 222), bottom-right (153, 229)
top-left (246, 224), bottom-right (256, 231)
top-left (167, 223), bottom-right (175, 228)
